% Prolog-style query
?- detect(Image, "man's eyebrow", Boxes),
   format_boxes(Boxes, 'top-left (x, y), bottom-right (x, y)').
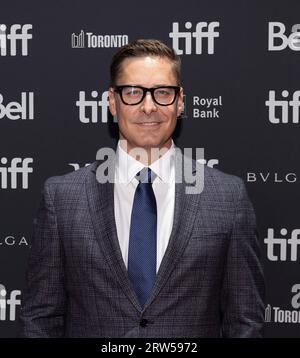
top-left (126, 83), bottom-right (175, 87)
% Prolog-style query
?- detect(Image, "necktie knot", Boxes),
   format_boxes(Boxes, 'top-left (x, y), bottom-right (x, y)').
top-left (136, 167), bottom-right (156, 184)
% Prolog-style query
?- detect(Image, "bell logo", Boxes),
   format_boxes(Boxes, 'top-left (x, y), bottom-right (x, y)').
top-left (268, 22), bottom-right (300, 51)
top-left (0, 92), bottom-right (34, 120)
top-left (0, 284), bottom-right (21, 321)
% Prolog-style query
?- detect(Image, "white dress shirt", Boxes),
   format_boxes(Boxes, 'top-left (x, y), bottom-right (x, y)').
top-left (114, 140), bottom-right (175, 272)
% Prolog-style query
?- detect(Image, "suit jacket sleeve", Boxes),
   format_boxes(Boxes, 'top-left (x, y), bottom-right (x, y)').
top-left (19, 178), bottom-right (66, 337)
top-left (220, 178), bottom-right (265, 338)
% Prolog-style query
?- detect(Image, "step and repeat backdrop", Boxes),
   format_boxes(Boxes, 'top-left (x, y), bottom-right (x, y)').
top-left (0, 0), bottom-right (299, 338)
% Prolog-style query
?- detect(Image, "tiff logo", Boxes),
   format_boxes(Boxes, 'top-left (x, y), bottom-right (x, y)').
top-left (76, 90), bottom-right (113, 123)
top-left (265, 90), bottom-right (300, 124)
top-left (264, 228), bottom-right (300, 261)
top-left (268, 22), bottom-right (300, 51)
top-left (0, 92), bottom-right (34, 120)
top-left (0, 24), bottom-right (32, 56)
top-left (169, 21), bottom-right (219, 55)
top-left (0, 157), bottom-right (33, 189)
top-left (0, 284), bottom-right (21, 321)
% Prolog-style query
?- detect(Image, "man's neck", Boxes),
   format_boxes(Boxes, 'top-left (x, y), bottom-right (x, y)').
top-left (119, 139), bottom-right (172, 166)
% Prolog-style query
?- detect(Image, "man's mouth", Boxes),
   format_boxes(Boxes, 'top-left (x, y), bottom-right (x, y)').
top-left (136, 121), bottom-right (162, 126)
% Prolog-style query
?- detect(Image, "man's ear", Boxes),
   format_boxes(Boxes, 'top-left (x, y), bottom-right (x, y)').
top-left (108, 87), bottom-right (117, 116)
top-left (176, 87), bottom-right (184, 117)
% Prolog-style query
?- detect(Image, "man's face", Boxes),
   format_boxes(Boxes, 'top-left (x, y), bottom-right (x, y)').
top-left (109, 56), bottom-right (183, 153)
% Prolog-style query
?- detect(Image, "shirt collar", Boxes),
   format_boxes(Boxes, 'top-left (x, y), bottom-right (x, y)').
top-left (115, 140), bottom-right (175, 185)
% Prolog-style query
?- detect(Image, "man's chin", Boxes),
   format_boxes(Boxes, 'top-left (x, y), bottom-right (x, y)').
top-left (120, 135), bottom-right (172, 150)
top-left (133, 140), bottom-right (169, 151)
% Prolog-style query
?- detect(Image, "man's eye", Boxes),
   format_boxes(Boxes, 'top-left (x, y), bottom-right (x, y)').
top-left (126, 88), bottom-right (142, 96)
top-left (156, 89), bottom-right (171, 95)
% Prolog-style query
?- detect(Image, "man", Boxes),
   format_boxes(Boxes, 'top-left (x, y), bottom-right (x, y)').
top-left (19, 39), bottom-right (265, 338)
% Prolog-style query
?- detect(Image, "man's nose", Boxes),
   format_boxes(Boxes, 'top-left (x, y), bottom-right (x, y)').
top-left (141, 92), bottom-right (157, 114)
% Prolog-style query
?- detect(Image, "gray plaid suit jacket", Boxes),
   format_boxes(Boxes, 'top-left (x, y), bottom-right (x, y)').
top-left (19, 149), bottom-right (265, 338)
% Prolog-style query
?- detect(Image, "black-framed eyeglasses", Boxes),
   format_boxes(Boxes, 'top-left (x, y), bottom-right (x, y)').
top-left (114, 85), bottom-right (181, 106)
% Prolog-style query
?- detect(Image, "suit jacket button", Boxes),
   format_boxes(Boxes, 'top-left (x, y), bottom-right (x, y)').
top-left (140, 318), bottom-right (149, 327)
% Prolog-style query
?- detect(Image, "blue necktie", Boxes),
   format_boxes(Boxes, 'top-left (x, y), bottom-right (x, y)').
top-left (128, 167), bottom-right (157, 308)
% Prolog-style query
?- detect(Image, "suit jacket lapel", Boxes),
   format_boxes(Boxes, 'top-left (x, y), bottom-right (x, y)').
top-left (86, 161), bottom-right (141, 311)
top-left (143, 149), bottom-right (202, 310)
